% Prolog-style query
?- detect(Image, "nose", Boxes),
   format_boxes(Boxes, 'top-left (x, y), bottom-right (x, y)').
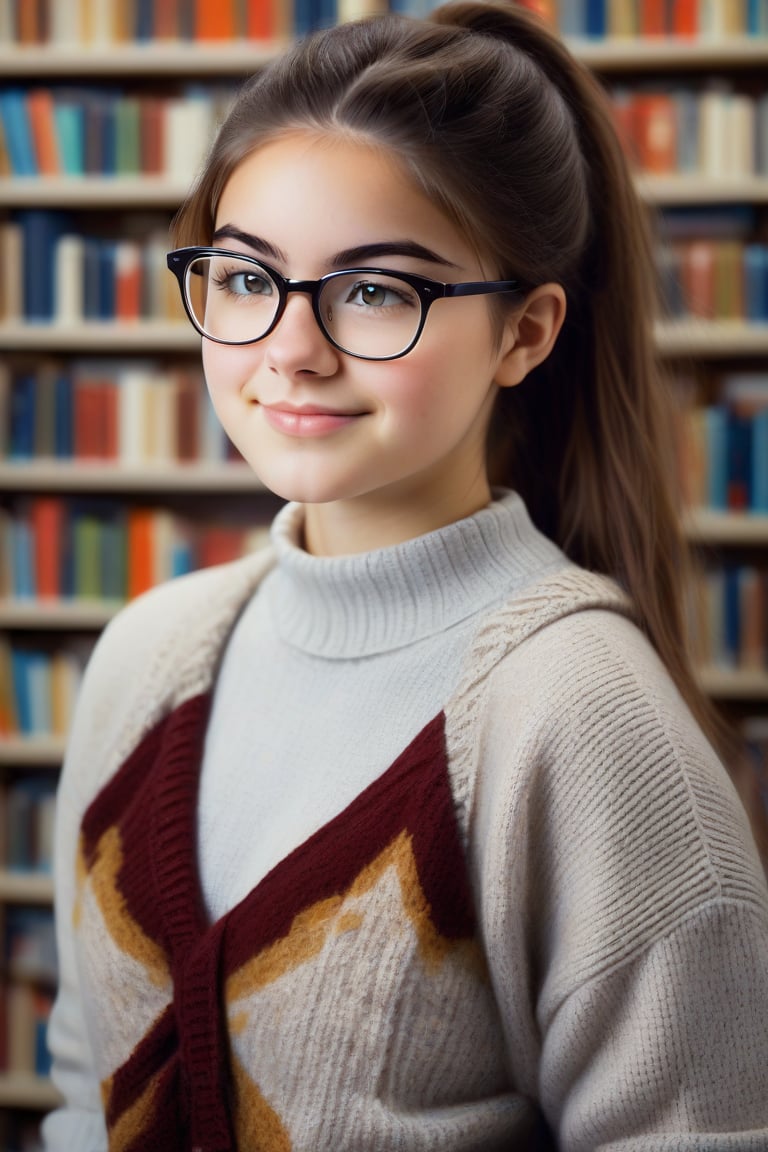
top-left (264, 291), bottom-right (339, 378)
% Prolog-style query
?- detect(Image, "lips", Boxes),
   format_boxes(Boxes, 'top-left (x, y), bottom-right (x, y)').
top-left (260, 402), bottom-right (363, 438)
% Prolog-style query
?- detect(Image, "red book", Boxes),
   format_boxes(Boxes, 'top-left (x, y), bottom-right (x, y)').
top-left (154, 0), bottom-right (179, 38)
top-left (140, 99), bottom-right (165, 176)
top-left (672, 0), bottom-right (698, 35)
top-left (27, 90), bottom-right (61, 176)
top-left (115, 244), bottom-right (142, 321)
top-left (195, 0), bottom-right (236, 38)
top-left (639, 0), bottom-right (666, 34)
top-left (681, 241), bottom-right (716, 320)
top-left (632, 94), bottom-right (677, 174)
top-left (175, 373), bottom-right (201, 462)
top-left (74, 380), bottom-right (118, 460)
top-left (127, 509), bottom-right (155, 599)
top-left (247, 0), bottom-right (274, 38)
top-left (31, 498), bottom-right (63, 599)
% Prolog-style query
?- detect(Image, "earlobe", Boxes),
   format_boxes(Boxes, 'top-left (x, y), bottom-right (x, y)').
top-left (493, 283), bottom-right (567, 388)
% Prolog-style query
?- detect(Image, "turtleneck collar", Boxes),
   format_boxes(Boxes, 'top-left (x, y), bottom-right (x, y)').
top-left (263, 490), bottom-right (566, 659)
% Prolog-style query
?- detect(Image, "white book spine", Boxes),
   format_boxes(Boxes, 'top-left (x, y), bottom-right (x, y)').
top-left (54, 234), bottom-right (85, 325)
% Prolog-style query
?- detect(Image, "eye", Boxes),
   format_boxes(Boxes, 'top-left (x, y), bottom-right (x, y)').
top-left (216, 268), bottom-right (274, 297)
top-left (345, 279), bottom-right (416, 308)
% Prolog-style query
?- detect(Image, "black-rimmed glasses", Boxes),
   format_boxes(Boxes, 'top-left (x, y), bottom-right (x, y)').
top-left (166, 246), bottom-right (525, 362)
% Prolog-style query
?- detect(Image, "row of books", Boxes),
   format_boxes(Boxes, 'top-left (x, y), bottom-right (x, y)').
top-left (551, 0), bottom-right (768, 36)
top-left (0, 499), bottom-right (270, 606)
top-left (0, 0), bottom-right (442, 44)
top-left (660, 239), bottom-right (768, 322)
top-left (0, 87), bottom-right (229, 181)
top-left (613, 85), bottom-right (768, 177)
top-left (3, 0), bottom-right (768, 42)
top-left (0, 212), bottom-right (183, 324)
top-left (0, 639), bottom-right (90, 737)
top-left (676, 374), bottom-right (768, 510)
top-left (1, 775), bottom-right (56, 874)
top-left (1, 361), bottom-right (237, 465)
top-left (689, 563), bottom-right (768, 669)
top-left (1, 908), bottom-right (55, 1080)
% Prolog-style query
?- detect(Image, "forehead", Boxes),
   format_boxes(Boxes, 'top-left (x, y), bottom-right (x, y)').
top-left (213, 132), bottom-right (481, 273)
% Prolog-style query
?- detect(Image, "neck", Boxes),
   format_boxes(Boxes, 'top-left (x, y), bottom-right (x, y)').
top-left (302, 473), bottom-right (493, 557)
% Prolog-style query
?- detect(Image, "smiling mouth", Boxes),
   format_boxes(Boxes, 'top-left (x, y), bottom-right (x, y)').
top-left (260, 403), bottom-right (364, 438)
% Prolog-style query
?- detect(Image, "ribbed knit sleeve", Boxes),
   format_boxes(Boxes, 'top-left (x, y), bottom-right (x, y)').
top-left (463, 609), bottom-right (768, 1149)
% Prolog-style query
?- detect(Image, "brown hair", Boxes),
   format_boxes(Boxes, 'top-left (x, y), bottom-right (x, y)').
top-left (172, 1), bottom-right (731, 761)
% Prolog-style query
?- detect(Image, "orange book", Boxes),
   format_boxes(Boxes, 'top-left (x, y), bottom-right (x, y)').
top-left (198, 527), bottom-right (246, 568)
top-left (27, 90), bottom-right (61, 176)
top-left (17, 0), bottom-right (43, 42)
top-left (195, 0), bottom-right (236, 39)
top-left (74, 380), bottom-right (118, 459)
top-left (672, 0), bottom-right (698, 35)
top-left (632, 94), bottom-right (677, 173)
top-left (175, 372), bottom-right (201, 462)
top-left (140, 98), bottom-right (165, 175)
top-left (682, 241), bottom-right (716, 320)
top-left (115, 243), bottom-right (142, 321)
top-left (31, 498), bottom-right (63, 599)
top-left (154, 0), bottom-right (179, 38)
top-left (127, 508), bottom-right (155, 599)
top-left (247, 0), bottom-right (273, 38)
top-left (639, 0), bottom-right (667, 34)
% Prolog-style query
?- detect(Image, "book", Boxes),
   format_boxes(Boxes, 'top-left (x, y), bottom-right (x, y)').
top-left (0, 89), bottom-right (36, 176)
top-left (27, 88), bottom-right (61, 175)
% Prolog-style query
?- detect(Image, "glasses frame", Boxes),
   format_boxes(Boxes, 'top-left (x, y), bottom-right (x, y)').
top-left (167, 246), bottom-right (526, 362)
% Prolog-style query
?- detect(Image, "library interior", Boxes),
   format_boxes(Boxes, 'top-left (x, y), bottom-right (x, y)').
top-left (1, 0), bottom-right (768, 1148)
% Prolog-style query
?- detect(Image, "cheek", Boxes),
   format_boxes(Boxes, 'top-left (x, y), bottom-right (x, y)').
top-left (201, 343), bottom-right (259, 399)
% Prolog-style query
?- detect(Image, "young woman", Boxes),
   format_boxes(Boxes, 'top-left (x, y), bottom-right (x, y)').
top-left (44, 4), bottom-right (768, 1150)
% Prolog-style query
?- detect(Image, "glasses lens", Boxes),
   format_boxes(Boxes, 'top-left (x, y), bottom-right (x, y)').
top-left (184, 254), bottom-right (280, 343)
top-left (318, 272), bottom-right (422, 359)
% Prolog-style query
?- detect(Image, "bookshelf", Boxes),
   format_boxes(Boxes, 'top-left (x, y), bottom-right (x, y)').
top-left (2, 8), bottom-right (768, 1141)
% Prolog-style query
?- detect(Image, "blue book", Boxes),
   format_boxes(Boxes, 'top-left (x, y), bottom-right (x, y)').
top-left (54, 99), bottom-right (85, 176)
top-left (704, 406), bottom-right (728, 510)
top-left (727, 412), bottom-right (752, 511)
top-left (9, 373), bottom-right (36, 459)
top-left (17, 210), bottom-right (67, 322)
top-left (83, 238), bottom-right (102, 320)
top-left (11, 518), bottom-right (34, 598)
top-left (584, 0), bottom-right (605, 36)
top-left (747, 0), bottom-right (768, 32)
top-left (744, 245), bottom-right (768, 322)
top-left (752, 409), bottom-right (768, 512)
top-left (98, 241), bottom-right (116, 319)
top-left (723, 568), bottom-right (740, 668)
top-left (293, 0), bottom-right (315, 35)
top-left (10, 648), bottom-right (32, 734)
top-left (54, 371), bottom-right (74, 458)
top-left (134, 0), bottom-right (154, 38)
top-left (0, 89), bottom-right (36, 176)
top-left (317, 0), bottom-right (336, 27)
top-left (558, 0), bottom-right (586, 35)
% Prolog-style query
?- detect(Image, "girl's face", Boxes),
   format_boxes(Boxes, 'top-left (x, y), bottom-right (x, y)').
top-left (204, 132), bottom-right (516, 556)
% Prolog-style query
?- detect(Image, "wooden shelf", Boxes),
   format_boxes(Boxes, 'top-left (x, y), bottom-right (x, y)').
top-left (0, 460), bottom-right (263, 492)
top-left (685, 509), bottom-right (768, 544)
top-left (0, 39), bottom-right (285, 76)
top-left (0, 737), bottom-right (66, 766)
top-left (0, 599), bottom-right (119, 629)
top-left (0, 175), bottom-right (191, 208)
top-left (637, 174), bottom-right (768, 204)
top-left (697, 666), bottom-right (768, 699)
top-left (656, 320), bottom-right (768, 357)
top-left (569, 35), bottom-right (768, 71)
top-left (0, 320), bottom-right (197, 352)
top-left (0, 871), bottom-right (54, 904)
top-left (0, 1071), bottom-right (62, 1110)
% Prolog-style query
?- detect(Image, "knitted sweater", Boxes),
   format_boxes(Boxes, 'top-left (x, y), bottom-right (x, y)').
top-left (43, 495), bottom-right (768, 1152)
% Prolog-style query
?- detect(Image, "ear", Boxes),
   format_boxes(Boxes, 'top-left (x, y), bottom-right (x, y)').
top-left (493, 283), bottom-right (567, 388)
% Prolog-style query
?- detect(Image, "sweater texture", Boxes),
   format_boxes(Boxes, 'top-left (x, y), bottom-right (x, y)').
top-left (42, 492), bottom-right (768, 1152)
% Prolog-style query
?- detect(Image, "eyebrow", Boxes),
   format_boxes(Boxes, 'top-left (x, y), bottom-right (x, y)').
top-left (211, 225), bottom-right (458, 270)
